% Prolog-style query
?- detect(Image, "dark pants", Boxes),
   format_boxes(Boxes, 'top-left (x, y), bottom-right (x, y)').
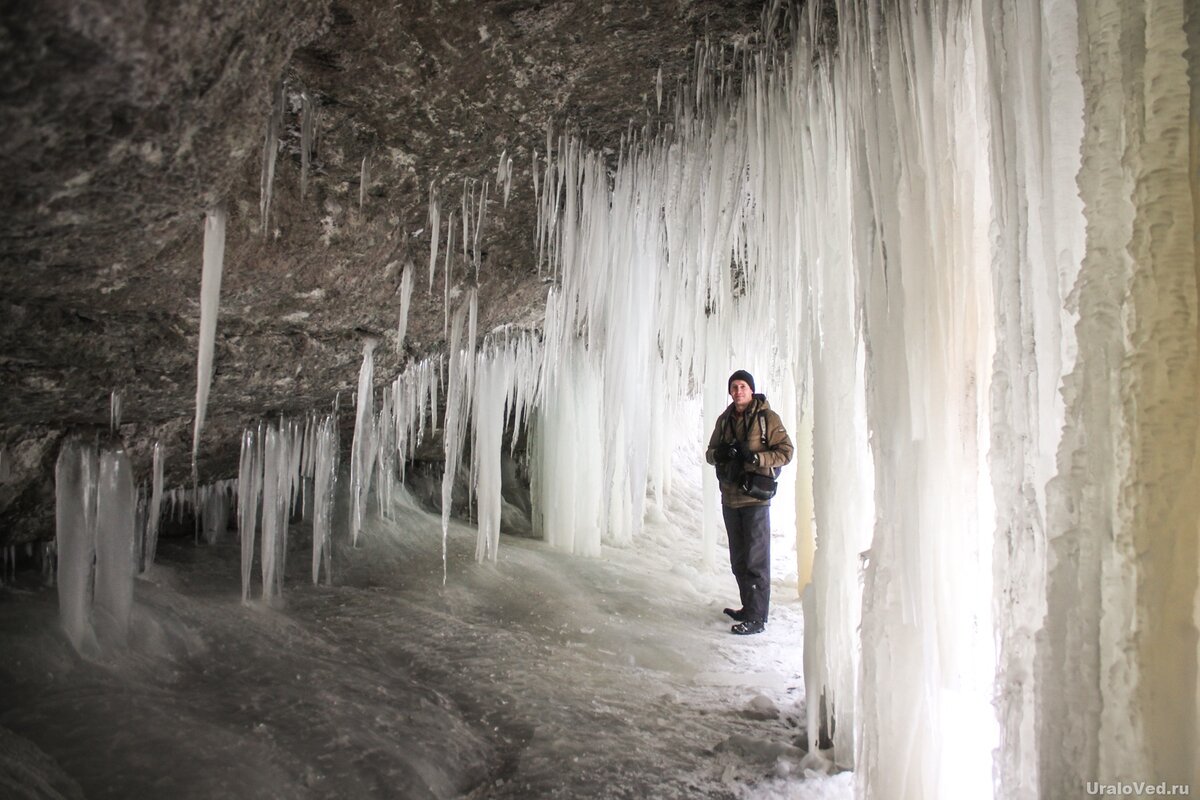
top-left (722, 504), bottom-right (771, 623)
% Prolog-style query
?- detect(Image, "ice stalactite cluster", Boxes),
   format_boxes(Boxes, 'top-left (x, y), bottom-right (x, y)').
top-left (55, 436), bottom-right (137, 654)
top-left (236, 414), bottom-right (337, 602)
top-left (524, 0), bottom-right (1197, 796)
top-left (471, 331), bottom-right (541, 562)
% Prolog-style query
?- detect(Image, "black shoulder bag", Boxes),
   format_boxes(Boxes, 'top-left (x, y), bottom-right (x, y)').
top-left (739, 411), bottom-right (778, 501)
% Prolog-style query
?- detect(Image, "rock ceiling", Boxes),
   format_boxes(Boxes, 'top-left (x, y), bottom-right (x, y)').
top-left (0, 0), bottom-right (773, 542)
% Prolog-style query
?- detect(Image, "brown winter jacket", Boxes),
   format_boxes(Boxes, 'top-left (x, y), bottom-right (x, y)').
top-left (705, 394), bottom-right (794, 508)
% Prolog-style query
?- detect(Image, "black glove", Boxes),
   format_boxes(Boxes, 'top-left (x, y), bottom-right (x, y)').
top-left (713, 444), bottom-right (738, 463)
top-left (731, 440), bottom-right (758, 465)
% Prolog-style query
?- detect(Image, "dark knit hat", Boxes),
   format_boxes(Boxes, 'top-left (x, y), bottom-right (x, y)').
top-left (727, 369), bottom-right (755, 393)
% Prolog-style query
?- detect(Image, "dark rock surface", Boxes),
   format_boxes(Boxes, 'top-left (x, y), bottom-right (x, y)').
top-left (0, 0), bottom-right (770, 545)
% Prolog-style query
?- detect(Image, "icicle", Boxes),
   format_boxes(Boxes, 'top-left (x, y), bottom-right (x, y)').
top-left (349, 339), bottom-right (377, 547)
top-left (238, 428), bottom-right (260, 602)
top-left (397, 264), bottom-right (413, 356)
top-left (192, 207), bottom-right (227, 471)
top-left (300, 91), bottom-right (316, 199)
top-left (259, 82), bottom-right (283, 238)
top-left (503, 157), bottom-right (513, 208)
top-left (109, 390), bottom-right (122, 432)
top-left (260, 425), bottom-right (282, 602)
top-left (440, 299), bottom-right (472, 583)
top-left (443, 211), bottom-right (455, 340)
top-left (143, 441), bottom-right (163, 572)
top-left (359, 154), bottom-right (370, 211)
top-left (428, 184), bottom-right (440, 294)
top-left (312, 414), bottom-right (337, 585)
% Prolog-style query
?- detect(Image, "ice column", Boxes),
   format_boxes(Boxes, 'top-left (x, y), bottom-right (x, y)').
top-left (55, 438), bottom-right (137, 653)
top-left (55, 436), bottom-right (99, 655)
top-left (93, 448), bottom-right (135, 643)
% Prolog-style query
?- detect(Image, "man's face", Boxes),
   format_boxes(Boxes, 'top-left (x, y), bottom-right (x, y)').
top-left (729, 379), bottom-right (753, 411)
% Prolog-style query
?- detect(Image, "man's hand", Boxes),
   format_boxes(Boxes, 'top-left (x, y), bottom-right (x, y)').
top-left (732, 441), bottom-right (758, 465)
top-left (713, 444), bottom-right (738, 463)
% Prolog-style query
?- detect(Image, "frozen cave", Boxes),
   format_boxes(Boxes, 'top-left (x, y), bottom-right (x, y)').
top-left (1, 0), bottom-right (1198, 798)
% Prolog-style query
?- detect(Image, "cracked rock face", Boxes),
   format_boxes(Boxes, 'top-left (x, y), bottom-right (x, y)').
top-left (0, 0), bottom-right (768, 544)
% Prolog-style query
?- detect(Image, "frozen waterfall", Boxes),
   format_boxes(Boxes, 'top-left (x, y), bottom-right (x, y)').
top-left (525, 0), bottom-right (1197, 796)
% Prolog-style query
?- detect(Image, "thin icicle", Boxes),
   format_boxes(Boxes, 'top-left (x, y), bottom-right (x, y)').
top-left (397, 264), bottom-right (413, 355)
top-left (359, 154), bottom-right (370, 211)
top-left (428, 184), bottom-right (440, 294)
top-left (143, 441), bottom-right (163, 572)
top-left (237, 428), bottom-right (261, 601)
top-left (300, 91), bottom-right (317, 199)
top-left (259, 82), bottom-right (283, 238)
top-left (109, 390), bottom-right (122, 432)
top-left (312, 415), bottom-right (337, 585)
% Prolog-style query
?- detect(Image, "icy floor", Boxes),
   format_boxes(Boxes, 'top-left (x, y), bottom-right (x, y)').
top-left (0, 483), bottom-right (850, 800)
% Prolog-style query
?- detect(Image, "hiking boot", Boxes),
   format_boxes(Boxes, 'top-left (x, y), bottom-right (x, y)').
top-left (723, 607), bottom-right (747, 622)
top-left (731, 619), bottom-right (765, 635)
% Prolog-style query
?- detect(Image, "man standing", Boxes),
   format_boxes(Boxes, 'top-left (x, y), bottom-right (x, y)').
top-left (706, 370), bottom-right (794, 635)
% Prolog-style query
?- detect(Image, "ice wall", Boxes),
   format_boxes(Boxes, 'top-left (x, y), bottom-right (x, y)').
top-left (1039, 0), bottom-right (1199, 793)
top-left (526, 0), bottom-right (1196, 796)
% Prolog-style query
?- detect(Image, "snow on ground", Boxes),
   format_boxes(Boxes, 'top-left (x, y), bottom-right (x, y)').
top-left (0, 467), bottom-right (849, 799)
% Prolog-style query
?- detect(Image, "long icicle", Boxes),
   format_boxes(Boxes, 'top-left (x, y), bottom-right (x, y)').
top-left (192, 207), bottom-right (227, 484)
